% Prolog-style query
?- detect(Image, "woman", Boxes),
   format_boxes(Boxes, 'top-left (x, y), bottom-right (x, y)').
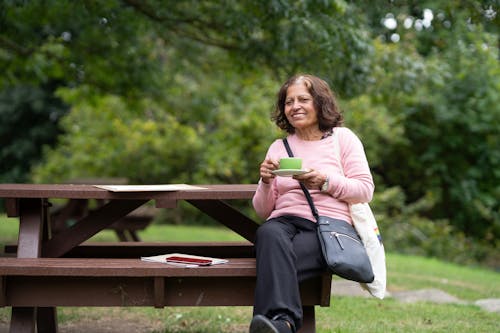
top-left (249, 74), bottom-right (374, 333)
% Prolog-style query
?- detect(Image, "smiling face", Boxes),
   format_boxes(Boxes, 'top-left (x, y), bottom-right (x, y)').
top-left (284, 82), bottom-right (319, 133)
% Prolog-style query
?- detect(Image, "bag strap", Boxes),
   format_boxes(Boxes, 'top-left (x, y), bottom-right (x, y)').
top-left (282, 138), bottom-right (319, 221)
top-left (332, 130), bottom-right (344, 176)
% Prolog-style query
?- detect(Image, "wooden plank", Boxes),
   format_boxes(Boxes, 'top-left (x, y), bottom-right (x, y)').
top-left (187, 199), bottom-right (259, 243)
top-left (10, 307), bottom-right (36, 333)
top-left (320, 274), bottom-right (332, 306)
top-left (17, 199), bottom-right (43, 259)
top-left (154, 277), bottom-right (165, 308)
top-left (36, 307), bottom-right (58, 333)
top-left (5, 241), bottom-right (255, 258)
top-left (301, 306), bottom-right (315, 333)
top-left (1, 275), bottom-right (327, 307)
top-left (0, 276), bottom-right (5, 307)
top-left (0, 258), bottom-right (256, 277)
top-left (43, 199), bottom-right (148, 257)
top-left (5, 198), bottom-right (19, 217)
top-left (3, 276), bottom-right (253, 307)
top-left (12, 199), bottom-right (49, 333)
top-left (67, 241), bottom-right (254, 258)
top-left (50, 199), bottom-right (88, 233)
top-left (153, 199), bottom-right (178, 208)
top-left (0, 184), bottom-right (257, 201)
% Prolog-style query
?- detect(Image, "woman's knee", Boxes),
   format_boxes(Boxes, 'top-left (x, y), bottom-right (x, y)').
top-left (256, 219), bottom-right (287, 244)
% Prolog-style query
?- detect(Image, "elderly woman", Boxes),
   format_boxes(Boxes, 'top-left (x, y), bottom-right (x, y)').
top-left (249, 74), bottom-right (374, 333)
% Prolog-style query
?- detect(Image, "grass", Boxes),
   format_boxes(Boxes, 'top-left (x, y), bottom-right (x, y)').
top-left (0, 214), bottom-right (499, 332)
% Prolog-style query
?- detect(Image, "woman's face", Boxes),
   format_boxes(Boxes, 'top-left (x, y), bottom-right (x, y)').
top-left (284, 82), bottom-right (319, 131)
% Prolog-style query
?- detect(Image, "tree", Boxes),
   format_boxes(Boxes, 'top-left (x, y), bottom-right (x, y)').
top-left (355, 1), bottom-right (500, 250)
top-left (0, 82), bottom-right (68, 182)
top-left (1, 0), bottom-right (373, 95)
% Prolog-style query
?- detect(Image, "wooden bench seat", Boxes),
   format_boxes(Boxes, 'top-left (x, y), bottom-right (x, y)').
top-left (0, 257), bottom-right (332, 332)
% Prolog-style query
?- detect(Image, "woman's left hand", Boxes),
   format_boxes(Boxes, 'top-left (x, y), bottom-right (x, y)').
top-left (293, 169), bottom-right (327, 190)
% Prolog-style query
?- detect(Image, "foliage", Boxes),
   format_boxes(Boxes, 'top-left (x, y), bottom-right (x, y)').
top-left (32, 90), bottom-right (203, 184)
top-left (405, 37), bottom-right (500, 242)
top-left (357, 0), bottom-right (499, 48)
top-left (372, 186), bottom-right (499, 268)
top-left (373, 29), bottom-right (500, 247)
top-left (339, 16), bottom-right (499, 263)
top-left (0, 83), bottom-right (68, 182)
top-left (0, 0), bottom-right (373, 96)
top-left (31, 56), bottom-right (280, 186)
top-left (117, 0), bottom-right (374, 95)
top-left (0, 0), bottom-right (160, 96)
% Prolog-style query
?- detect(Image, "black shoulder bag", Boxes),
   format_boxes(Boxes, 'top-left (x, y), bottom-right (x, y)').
top-left (283, 138), bottom-right (374, 283)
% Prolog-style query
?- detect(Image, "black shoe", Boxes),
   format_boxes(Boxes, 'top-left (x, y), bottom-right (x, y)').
top-left (249, 315), bottom-right (279, 333)
top-left (270, 317), bottom-right (294, 333)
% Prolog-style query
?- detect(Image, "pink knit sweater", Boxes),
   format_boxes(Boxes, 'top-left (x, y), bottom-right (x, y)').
top-left (252, 127), bottom-right (374, 224)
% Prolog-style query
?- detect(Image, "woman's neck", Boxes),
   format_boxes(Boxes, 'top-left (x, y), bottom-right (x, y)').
top-left (295, 128), bottom-right (324, 141)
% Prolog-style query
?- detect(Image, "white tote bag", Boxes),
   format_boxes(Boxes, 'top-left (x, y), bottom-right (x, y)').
top-left (333, 131), bottom-right (387, 299)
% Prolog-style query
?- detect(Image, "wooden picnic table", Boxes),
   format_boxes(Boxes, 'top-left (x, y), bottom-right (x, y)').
top-left (0, 183), bottom-right (331, 333)
top-left (1, 183), bottom-right (259, 258)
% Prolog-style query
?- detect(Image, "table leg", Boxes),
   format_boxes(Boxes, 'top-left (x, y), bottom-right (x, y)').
top-left (129, 230), bottom-right (141, 242)
top-left (43, 199), bottom-right (148, 257)
top-left (37, 307), bottom-right (58, 333)
top-left (9, 307), bottom-right (57, 333)
top-left (38, 202), bottom-right (59, 333)
top-left (115, 229), bottom-right (129, 241)
top-left (187, 199), bottom-right (259, 243)
top-left (51, 199), bottom-right (88, 233)
top-left (16, 198), bottom-right (43, 258)
top-left (11, 199), bottom-right (46, 332)
top-left (299, 306), bottom-right (316, 333)
top-left (10, 307), bottom-right (36, 333)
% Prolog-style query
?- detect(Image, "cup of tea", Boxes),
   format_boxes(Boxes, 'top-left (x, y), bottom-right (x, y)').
top-left (279, 157), bottom-right (302, 170)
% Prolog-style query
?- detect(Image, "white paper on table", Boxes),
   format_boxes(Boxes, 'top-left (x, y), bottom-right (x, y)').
top-left (93, 184), bottom-right (207, 192)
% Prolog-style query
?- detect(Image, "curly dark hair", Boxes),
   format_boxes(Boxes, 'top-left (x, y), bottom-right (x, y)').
top-left (272, 74), bottom-right (343, 133)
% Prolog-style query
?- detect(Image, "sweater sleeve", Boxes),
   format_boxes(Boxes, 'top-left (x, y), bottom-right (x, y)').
top-left (328, 128), bottom-right (374, 204)
top-left (252, 179), bottom-right (278, 220)
top-left (252, 140), bottom-right (281, 220)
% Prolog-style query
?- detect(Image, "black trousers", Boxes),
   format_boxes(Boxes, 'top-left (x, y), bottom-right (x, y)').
top-left (253, 215), bottom-right (328, 331)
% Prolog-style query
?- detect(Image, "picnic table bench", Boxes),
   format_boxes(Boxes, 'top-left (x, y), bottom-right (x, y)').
top-left (0, 257), bottom-right (331, 332)
top-left (0, 184), bottom-right (333, 333)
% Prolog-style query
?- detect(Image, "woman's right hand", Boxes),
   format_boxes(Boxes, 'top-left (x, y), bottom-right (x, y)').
top-left (259, 158), bottom-right (279, 184)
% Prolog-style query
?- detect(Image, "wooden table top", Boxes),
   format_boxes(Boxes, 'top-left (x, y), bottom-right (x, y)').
top-left (0, 183), bottom-right (257, 200)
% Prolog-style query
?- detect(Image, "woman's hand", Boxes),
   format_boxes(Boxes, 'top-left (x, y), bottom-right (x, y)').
top-left (259, 158), bottom-right (280, 184)
top-left (294, 169), bottom-right (328, 190)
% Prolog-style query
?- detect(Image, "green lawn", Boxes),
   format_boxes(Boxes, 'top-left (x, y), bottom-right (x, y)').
top-left (0, 215), bottom-right (498, 332)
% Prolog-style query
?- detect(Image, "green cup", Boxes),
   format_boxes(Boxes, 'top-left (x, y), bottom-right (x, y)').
top-left (279, 157), bottom-right (302, 170)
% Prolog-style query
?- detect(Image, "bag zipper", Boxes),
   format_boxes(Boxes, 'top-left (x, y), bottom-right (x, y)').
top-left (330, 232), bottom-right (362, 250)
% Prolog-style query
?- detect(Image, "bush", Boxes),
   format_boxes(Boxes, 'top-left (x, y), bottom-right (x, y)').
top-left (373, 186), bottom-right (499, 269)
